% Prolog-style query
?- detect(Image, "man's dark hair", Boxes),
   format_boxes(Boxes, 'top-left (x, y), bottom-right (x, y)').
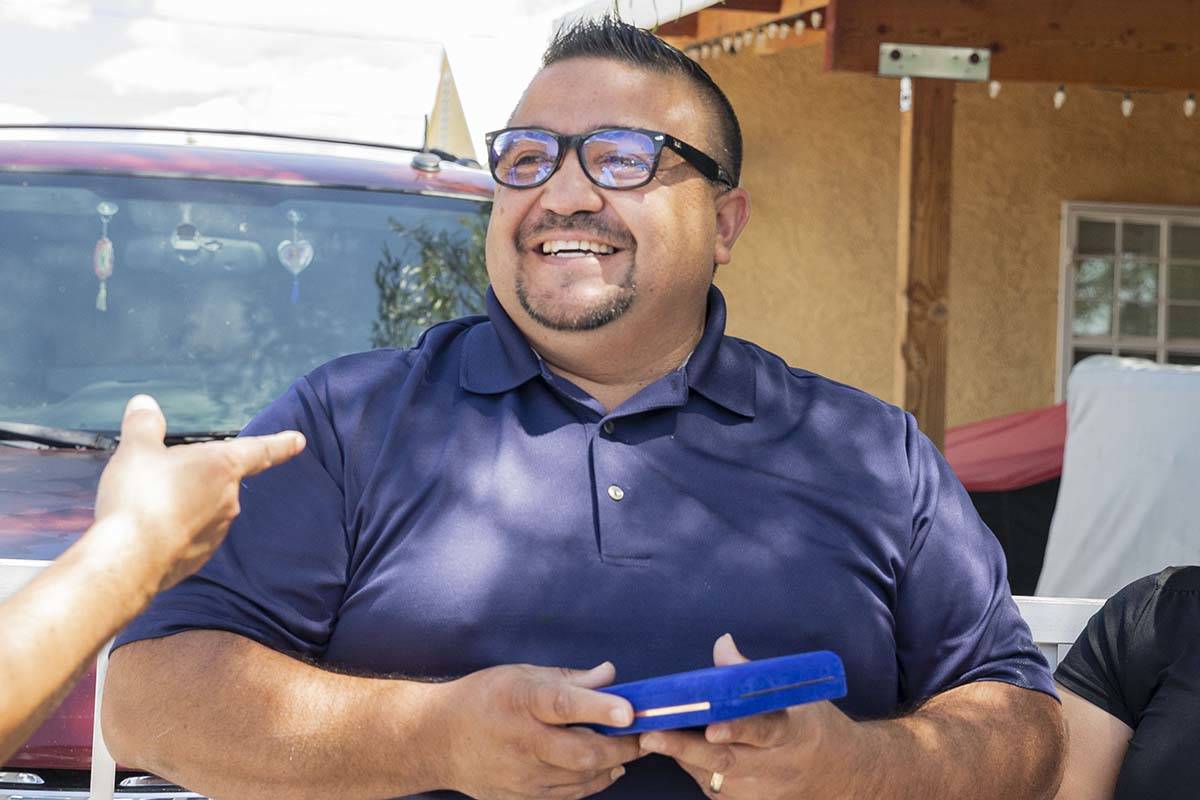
top-left (542, 16), bottom-right (743, 187)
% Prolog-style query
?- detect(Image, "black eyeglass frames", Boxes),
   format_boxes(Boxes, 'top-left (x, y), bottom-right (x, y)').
top-left (484, 127), bottom-right (735, 191)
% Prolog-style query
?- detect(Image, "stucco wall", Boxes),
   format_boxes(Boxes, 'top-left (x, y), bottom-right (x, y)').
top-left (705, 44), bottom-right (1200, 426)
top-left (707, 46), bottom-right (900, 404)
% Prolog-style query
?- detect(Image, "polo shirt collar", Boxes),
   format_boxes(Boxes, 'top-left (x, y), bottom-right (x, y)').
top-left (460, 285), bottom-right (756, 419)
top-left (685, 285), bottom-right (756, 418)
top-left (459, 288), bottom-right (541, 394)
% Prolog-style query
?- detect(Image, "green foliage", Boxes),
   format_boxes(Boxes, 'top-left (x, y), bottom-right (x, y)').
top-left (371, 203), bottom-right (491, 349)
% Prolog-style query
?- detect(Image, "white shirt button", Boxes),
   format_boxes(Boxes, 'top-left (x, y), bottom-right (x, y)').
top-left (607, 484), bottom-right (625, 502)
top-left (602, 421), bottom-right (615, 435)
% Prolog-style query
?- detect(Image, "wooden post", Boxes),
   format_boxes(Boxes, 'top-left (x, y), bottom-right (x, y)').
top-left (895, 78), bottom-right (954, 450)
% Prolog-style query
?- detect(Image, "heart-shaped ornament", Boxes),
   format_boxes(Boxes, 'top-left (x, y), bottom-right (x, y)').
top-left (277, 239), bottom-right (314, 275)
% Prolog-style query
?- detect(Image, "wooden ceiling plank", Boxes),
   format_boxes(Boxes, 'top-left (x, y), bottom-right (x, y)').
top-left (711, 0), bottom-right (784, 11)
top-left (826, 0), bottom-right (1200, 89)
top-left (656, 13), bottom-right (700, 37)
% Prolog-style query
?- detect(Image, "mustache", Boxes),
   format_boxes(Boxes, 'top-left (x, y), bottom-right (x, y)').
top-left (515, 212), bottom-right (635, 251)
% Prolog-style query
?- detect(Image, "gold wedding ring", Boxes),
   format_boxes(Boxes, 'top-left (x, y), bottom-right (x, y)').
top-left (709, 771), bottom-right (725, 794)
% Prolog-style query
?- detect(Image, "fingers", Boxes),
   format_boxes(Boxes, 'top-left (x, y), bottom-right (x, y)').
top-left (119, 394), bottom-right (166, 449)
top-left (527, 665), bottom-right (633, 728)
top-left (562, 661), bottom-right (617, 689)
top-left (545, 765), bottom-right (627, 800)
top-left (713, 633), bottom-right (749, 667)
top-left (640, 730), bottom-right (736, 775)
top-left (534, 725), bottom-right (641, 773)
top-left (707, 709), bottom-right (792, 748)
top-left (218, 431), bottom-right (307, 478)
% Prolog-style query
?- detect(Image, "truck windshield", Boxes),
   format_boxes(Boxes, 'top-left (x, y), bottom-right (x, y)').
top-left (0, 172), bottom-right (490, 434)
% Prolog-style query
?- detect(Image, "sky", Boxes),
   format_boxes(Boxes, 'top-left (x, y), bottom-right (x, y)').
top-left (0, 0), bottom-right (592, 157)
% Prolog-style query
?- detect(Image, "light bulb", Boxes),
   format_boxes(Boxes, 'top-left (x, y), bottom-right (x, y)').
top-left (988, 81), bottom-right (1002, 99)
top-left (1121, 93), bottom-right (1134, 118)
top-left (700, 44), bottom-right (710, 59)
top-left (767, 23), bottom-right (778, 39)
top-left (1186, 92), bottom-right (1197, 118)
top-left (794, 18), bottom-right (805, 34)
top-left (1053, 85), bottom-right (1066, 110)
top-left (810, 11), bottom-right (822, 28)
top-left (722, 36), bottom-right (732, 53)
top-left (779, 22), bottom-right (790, 38)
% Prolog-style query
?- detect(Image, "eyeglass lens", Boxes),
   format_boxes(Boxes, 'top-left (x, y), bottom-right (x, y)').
top-left (490, 129), bottom-right (658, 188)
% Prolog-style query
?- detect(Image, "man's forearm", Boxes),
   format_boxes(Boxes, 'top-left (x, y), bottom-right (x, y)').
top-left (841, 683), bottom-right (1065, 800)
top-left (103, 630), bottom-right (452, 800)
top-left (0, 518), bottom-right (156, 762)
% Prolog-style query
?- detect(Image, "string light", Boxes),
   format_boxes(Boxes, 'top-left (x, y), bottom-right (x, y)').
top-left (1053, 85), bottom-right (1066, 110)
top-left (1121, 92), bottom-right (1134, 118)
top-left (810, 11), bottom-right (822, 29)
top-left (988, 81), bottom-right (1002, 99)
top-left (1186, 92), bottom-right (1197, 118)
top-left (794, 18), bottom-right (805, 34)
top-left (779, 21), bottom-right (791, 38)
top-left (767, 22), bottom-right (778, 39)
top-left (700, 44), bottom-right (710, 59)
top-left (722, 36), bottom-right (732, 53)
top-left (756, 28), bottom-right (767, 46)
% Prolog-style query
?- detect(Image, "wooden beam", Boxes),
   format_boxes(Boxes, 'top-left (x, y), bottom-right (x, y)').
top-left (826, 0), bottom-right (1200, 89)
top-left (657, 14), bottom-right (699, 37)
top-left (895, 78), bottom-right (955, 451)
top-left (659, 0), bottom-right (827, 46)
top-left (712, 0), bottom-right (784, 10)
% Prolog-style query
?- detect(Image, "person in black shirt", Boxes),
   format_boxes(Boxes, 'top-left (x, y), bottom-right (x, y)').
top-left (1054, 566), bottom-right (1200, 799)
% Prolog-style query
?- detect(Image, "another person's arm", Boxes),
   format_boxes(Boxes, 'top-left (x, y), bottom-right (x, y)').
top-left (1053, 685), bottom-right (1131, 800)
top-left (0, 395), bottom-right (304, 762)
top-left (1051, 572), bottom-right (1168, 800)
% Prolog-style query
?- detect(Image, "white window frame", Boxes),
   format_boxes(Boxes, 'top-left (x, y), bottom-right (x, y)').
top-left (1057, 201), bottom-right (1200, 400)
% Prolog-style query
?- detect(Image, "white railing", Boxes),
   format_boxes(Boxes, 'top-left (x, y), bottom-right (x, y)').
top-left (0, 560), bottom-right (1106, 797)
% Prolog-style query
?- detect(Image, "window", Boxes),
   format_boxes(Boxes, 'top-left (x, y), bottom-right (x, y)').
top-left (1059, 203), bottom-right (1200, 396)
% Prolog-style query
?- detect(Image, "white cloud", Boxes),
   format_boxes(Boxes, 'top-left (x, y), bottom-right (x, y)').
top-left (0, 103), bottom-right (49, 123)
top-left (0, 0), bottom-right (91, 30)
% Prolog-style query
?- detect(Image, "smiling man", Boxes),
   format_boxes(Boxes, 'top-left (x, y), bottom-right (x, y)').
top-left (102, 18), bottom-right (1064, 800)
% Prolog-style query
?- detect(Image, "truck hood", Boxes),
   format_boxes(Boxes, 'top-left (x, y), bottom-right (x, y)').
top-left (0, 445), bottom-right (107, 561)
top-left (1, 445), bottom-right (108, 772)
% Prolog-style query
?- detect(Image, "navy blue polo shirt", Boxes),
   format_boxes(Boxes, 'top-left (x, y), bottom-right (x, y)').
top-left (116, 286), bottom-right (1054, 799)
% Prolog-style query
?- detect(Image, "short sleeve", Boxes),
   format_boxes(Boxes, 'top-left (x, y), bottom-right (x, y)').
top-left (894, 413), bottom-right (1057, 705)
top-left (1054, 574), bottom-right (1160, 729)
top-left (113, 375), bottom-right (350, 659)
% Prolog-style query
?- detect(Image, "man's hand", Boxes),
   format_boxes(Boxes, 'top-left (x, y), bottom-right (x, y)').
top-left (638, 634), bottom-right (851, 799)
top-left (92, 394), bottom-right (305, 595)
top-left (438, 661), bottom-right (642, 800)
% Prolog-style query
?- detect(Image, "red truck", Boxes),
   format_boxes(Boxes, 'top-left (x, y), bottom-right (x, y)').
top-left (0, 125), bottom-right (494, 798)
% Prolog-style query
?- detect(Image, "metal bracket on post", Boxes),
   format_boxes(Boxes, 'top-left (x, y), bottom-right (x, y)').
top-left (878, 43), bottom-right (990, 81)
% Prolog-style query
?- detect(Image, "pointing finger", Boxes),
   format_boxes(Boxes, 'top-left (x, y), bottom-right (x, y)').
top-left (220, 431), bottom-right (307, 478)
top-left (119, 394), bottom-right (166, 448)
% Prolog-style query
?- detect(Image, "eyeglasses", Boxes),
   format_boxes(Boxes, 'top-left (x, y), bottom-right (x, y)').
top-left (484, 126), bottom-right (735, 191)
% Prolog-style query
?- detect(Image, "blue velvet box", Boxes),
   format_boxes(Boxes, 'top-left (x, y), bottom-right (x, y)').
top-left (590, 650), bottom-right (846, 736)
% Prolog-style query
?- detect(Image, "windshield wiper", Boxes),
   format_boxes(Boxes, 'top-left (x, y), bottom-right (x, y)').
top-left (0, 421), bottom-right (116, 451)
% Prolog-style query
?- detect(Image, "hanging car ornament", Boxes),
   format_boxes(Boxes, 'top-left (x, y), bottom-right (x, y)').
top-left (277, 209), bottom-right (313, 303)
top-left (93, 201), bottom-right (118, 311)
top-left (171, 203), bottom-right (222, 264)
